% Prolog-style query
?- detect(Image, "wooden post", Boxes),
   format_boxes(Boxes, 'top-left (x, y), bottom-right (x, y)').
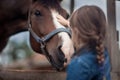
top-left (70, 0), bottom-right (74, 14)
top-left (107, 0), bottom-right (120, 80)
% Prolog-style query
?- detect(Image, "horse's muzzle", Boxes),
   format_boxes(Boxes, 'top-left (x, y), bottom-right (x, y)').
top-left (56, 45), bottom-right (67, 69)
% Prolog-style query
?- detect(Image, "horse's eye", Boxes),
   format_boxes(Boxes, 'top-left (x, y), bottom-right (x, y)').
top-left (34, 10), bottom-right (42, 16)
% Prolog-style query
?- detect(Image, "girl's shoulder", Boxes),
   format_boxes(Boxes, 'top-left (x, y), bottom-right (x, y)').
top-left (67, 49), bottom-right (98, 79)
top-left (72, 48), bottom-right (110, 65)
top-left (67, 48), bottom-right (111, 80)
top-left (73, 49), bottom-right (97, 63)
top-left (70, 49), bottom-right (98, 69)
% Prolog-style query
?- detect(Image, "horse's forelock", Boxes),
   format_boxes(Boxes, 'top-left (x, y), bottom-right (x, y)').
top-left (36, 0), bottom-right (61, 11)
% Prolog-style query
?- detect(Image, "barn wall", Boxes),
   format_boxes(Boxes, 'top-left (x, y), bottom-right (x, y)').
top-left (107, 0), bottom-right (120, 80)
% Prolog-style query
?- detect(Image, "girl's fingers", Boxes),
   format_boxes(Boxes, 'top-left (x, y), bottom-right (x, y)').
top-left (56, 14), bottom-right (69, 27)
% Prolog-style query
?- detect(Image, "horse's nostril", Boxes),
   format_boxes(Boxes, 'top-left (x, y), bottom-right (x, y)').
top-left (57, 45), bottom-right (67, 63)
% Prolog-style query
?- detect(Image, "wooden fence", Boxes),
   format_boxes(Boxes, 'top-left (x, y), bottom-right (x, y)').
top-left (0, 69), bottom-right (66, 80)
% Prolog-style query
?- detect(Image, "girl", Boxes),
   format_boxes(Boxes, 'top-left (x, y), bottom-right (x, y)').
top-left (57, 5), bottom-right (111, 80)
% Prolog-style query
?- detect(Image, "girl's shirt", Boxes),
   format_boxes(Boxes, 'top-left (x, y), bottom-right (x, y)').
top-left (66, 48), bottom-right (111, 80)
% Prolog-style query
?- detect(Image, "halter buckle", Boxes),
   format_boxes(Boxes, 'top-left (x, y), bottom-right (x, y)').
top-left (40, 42), bottom-right (46, 49)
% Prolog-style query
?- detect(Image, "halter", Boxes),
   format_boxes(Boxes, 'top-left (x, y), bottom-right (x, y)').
top-left (28, 19), bottom-right (71, 71)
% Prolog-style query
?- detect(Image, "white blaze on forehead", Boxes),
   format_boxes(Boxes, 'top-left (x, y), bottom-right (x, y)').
top-left (51, 10), bottom-right (65, 28)
top-left (51, 10), bottom-right (74, 62)
top-left (51, 10), bottom-right (70, 44)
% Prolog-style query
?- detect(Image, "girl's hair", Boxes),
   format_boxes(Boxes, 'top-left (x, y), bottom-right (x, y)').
top-left (70, 5), bottom-right (107, 65)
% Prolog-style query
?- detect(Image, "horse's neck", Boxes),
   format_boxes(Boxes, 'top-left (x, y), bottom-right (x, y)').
top-left (0, 20), bottom-right (28, 38)
top-left (0, 0), bottom-right (32, 36)
top-left (0, 17), bottom-right (28, 53)
top-left (0, 0), bottom-right (32, 52)
top-left (0, 0), bottom-right (31, 20)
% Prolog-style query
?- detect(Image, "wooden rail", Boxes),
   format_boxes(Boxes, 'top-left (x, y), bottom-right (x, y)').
top-left (0, 54), bottom-right (66, 80)
top-left (0, 69), bottom-right (66, 80)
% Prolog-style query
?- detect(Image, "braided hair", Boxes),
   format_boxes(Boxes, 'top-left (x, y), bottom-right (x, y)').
top-left (70, 5), bottom-right (107, 65)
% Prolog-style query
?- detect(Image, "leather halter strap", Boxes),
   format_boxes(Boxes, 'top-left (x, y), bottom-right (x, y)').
top-left (28, 23), bottom-right (71, 70)
top-left (27, 4), bottom-right (71, 70)
top-left (28, 24), bottom-right (71, 45)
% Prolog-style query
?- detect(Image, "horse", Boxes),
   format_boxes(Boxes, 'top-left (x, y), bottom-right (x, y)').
top-left (0, 0), bottom-right (74, 70)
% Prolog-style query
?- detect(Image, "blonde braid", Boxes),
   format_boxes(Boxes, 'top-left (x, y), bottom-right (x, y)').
top-left (96, 35), bottom-right (105, 65)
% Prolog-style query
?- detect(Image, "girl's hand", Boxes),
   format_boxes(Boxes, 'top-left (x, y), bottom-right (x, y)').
top-left (56, 14), bottom-right (69, 27)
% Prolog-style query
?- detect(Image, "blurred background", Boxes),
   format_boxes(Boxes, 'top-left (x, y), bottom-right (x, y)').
top-left (0, 0), bottom-right (119, 69)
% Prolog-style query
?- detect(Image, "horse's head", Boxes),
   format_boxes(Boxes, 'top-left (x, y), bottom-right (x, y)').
top-left (28, 0), bottom-right (74, 70)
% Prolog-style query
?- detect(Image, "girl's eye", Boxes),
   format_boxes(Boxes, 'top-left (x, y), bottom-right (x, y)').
top-left (34, 10), bottom-right (42, 16)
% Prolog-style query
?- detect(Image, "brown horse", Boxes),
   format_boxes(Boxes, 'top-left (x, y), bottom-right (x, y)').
top-left (0, 0), bottom-right (74, 70)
